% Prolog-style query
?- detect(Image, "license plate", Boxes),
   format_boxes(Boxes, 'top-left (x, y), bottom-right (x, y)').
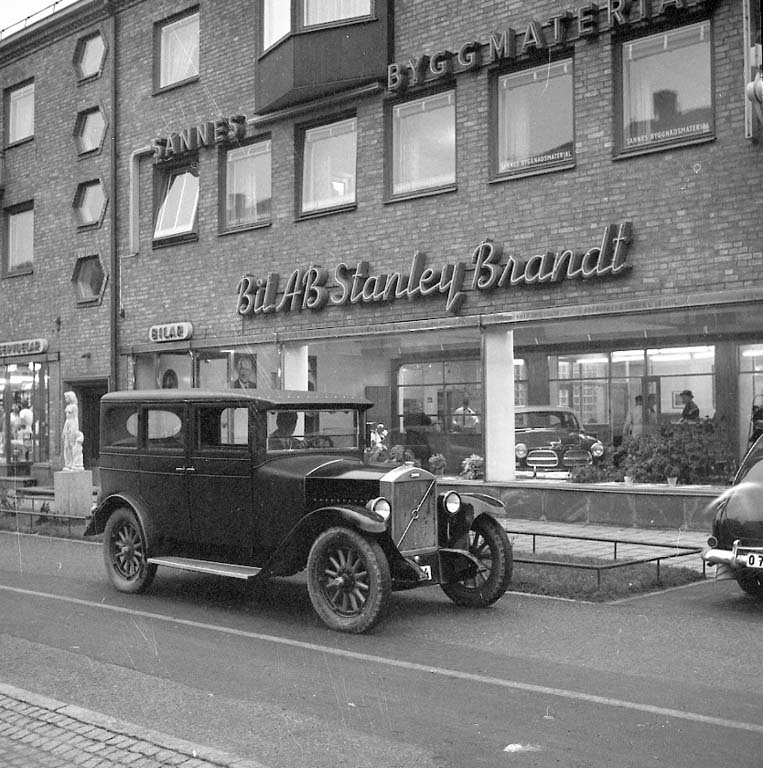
top-left (419, 564), bottom-right (432, 581)
top-left (745, 553), bottom-right (763, 569)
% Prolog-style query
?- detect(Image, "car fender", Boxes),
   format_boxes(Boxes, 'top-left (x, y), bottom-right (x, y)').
top-left (460, 491), bottom-right (505, 520)
top-left (85, 491), bottom-right (157, 549)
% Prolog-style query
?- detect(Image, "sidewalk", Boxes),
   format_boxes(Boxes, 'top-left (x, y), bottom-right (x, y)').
top-left (0, 683), bottom-right (265, 768)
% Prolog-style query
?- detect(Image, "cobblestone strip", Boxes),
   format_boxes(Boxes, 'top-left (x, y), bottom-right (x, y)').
top-left (0, 683), bottom-right (266, 768)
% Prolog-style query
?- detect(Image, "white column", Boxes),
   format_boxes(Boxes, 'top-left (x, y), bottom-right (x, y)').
top-left (483, 327), bottom-right (515, 482)
top-left (281, 344), bottom-right (309, 390)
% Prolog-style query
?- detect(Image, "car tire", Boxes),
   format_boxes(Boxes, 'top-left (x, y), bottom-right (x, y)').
top-left (440, 514), bottom-right (513, 608)
top-left (103, 506), bottom-right (157, 594)
top-left (306, 527), bottom-right (391, 633)
top-left (736, 569), bottom-right (763, 598)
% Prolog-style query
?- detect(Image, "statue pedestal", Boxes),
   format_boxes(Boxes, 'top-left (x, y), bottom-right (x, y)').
top-left (54, 470), bottom-right (93, 517)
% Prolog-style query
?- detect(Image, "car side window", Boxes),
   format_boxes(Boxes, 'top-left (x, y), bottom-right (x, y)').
top-left (197, 406), bottom-right (249, 449)
top-left (145, 408), bottom-right (184, 450)
top-left (102, 405), bottom-right (138, 448)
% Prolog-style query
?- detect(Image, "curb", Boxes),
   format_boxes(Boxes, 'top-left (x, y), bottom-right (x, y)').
top-left (0, 681), bottom-right (267, 768)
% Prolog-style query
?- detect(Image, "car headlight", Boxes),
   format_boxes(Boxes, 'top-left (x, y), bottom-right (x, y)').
top-left (591, 442), bottom-right (605, 458)
top-left (515, 443), bottom-right (528, 459)
top-left (367, 496), bottom-right (391, 521)
top-left (443, 491), bottom-right (462, 515)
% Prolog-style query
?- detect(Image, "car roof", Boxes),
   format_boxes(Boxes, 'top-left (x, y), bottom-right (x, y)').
top-left (101, 389), bottom-right (372, 410)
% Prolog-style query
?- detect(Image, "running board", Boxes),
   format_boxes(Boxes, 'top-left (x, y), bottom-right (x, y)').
top-left (147, 556), bottom-right (262, 580)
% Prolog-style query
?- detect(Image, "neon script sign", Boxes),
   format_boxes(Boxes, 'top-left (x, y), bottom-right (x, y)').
top-left (236, 223), bottom-right (632, 318)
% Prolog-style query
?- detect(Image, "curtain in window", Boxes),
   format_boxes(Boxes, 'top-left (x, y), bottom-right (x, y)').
top-left (160, 14), bottom-right (199, 87)
top-left (264, 0), bottom-right (291, 48)
top-left (393, 92), bottom-right (455, 195)
top-left (227, 142), bottom-right (271, 225)
top-left (9, 83), bottom-right (34, 143)
top-left (154, 170), bottom-right (199, 238)
top-left (8, 209), bottom-right (33, 270)
top-left (304, 0), bottom-right (371, 26)
top-left (302, 118), bottom-right (357, 212)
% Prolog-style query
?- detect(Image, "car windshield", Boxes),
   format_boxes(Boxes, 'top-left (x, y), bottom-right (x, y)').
top-left (266, 408), bottom-right (359, 452)
top-left (516, 410), bottom-right (580, 431)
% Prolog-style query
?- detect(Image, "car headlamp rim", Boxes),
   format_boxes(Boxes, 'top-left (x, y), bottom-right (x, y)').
top-left (591, 442), bottom-right (605, 457)
top-left (443, 491), bottom-right (462, 515)
top-left (515, 443), bottom-right (528, 458)
top-left (367, 496), bottom-right (391, 520)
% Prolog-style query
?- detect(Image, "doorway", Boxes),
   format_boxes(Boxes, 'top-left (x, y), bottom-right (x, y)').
top-left (68, 379), bottom-right (108, 470)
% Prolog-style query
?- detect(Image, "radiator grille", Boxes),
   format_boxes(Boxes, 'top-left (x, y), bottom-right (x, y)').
top-left (380, 465), bottom-right (438, 552)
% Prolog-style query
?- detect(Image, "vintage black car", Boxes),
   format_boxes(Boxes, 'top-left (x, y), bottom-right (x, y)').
top-left (701, 434), bottom-right (763, 597)
top-left (514, 405), bottom-right (605, 472)
top-left (85, 390), bottom-right (513, 632)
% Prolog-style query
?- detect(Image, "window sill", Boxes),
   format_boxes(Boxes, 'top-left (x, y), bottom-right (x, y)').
top-left (152, 233), bottom-right (199, 249)
top-left (3, 267), bottom-right (33, 279)
top-left (614, 134), bottom-right (715, 160)
top-left (153, 75), bottom-right (200, 96)
top-left (489, 161), bottom-right (576, 183)
top-left (384, 185), bottom-right (457, 205)
top-left (296, 203), bottom-right (357, 221)
top-left (218, 220), bottom-right (272, 236)
top-left (4, 135), bottom-right (34, 150)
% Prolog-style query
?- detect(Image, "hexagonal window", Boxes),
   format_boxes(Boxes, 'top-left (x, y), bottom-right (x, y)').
top-left (74, 107), bottom-right (106, 154)
top-left (73, 180), bottom-right (107, 228)
top-left (71, 253), bottom-right (107, 305)
top-left (74, 33), bottom-right (106, 80)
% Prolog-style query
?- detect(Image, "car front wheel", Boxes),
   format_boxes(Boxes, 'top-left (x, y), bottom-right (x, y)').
top-left (736, 569), bottom-right (763, 598)
top-left (441, 514), bottom-right (513, 607)
top-left (306, 527), bottom-right (391, 633)
top-left (103, 506), bottom-right (157, 594)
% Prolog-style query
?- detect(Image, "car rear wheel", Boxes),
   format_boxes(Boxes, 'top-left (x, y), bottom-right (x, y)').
top-left (307, 527), bottom-right (391, 633)
top-left (103, 507), bottom-right (157, 594)
top-left (441, 514), bottom-right (513, 607)
top-left (736, 569), bottom-right (763, 597)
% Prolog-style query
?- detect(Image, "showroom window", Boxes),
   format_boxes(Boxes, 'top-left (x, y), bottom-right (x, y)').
top-left (303, 0), bottom-right (371, 26)
top-left (74, 32), bottom-right (106, 80)
top-left (5, 203), bottom-right (34, 275)
top-left (495, 59), bottom-right (574, 178)
top-left (617, 21), bottom-right (713, 156)
top-left (73, 180), bottom-right (107, 228)
top-left (156, 9), bottom-right (199, 90)
top-left (6, 80), bottom-right (34, 145)
top-left (74, 108), bottom-right (107, 155)
top-left (223, 139), bottom-right (271, 230)
top-left (153, 164), bottom-right (199, 243)
top-left (300, 117), bottom-right (357, 215)
top-left (391, 91), bottom-right (455, 197)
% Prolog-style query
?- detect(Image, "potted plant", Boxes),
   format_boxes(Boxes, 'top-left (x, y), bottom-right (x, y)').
top-left (666, 465), bottom-right (680, 486)
top-left (428, 453), bottom-right (447, 475)
top-left (460, 454), bottom-right (484, 480)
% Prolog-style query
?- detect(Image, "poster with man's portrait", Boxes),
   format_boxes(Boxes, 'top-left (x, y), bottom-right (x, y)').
top-left (231, 353), bottom-right (257, 389)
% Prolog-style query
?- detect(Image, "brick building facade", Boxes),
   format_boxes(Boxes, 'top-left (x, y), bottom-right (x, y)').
top-left (1, 0), bottom-right (762, 481)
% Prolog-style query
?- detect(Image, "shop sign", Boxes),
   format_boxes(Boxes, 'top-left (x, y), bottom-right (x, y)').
top-left (236, 221), bottom-right (632, 318)
top-left (387, 0), bottom-right (709, 93)
top-left (0, 338), bottom-right (48, 357)
top-left (148, 322), bottom-right (193, 343)
top-left (152, 115), bottom-right (246, 164)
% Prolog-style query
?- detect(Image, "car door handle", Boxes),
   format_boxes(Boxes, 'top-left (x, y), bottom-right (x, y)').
top-left (174, 466), bottom-right (196, 473)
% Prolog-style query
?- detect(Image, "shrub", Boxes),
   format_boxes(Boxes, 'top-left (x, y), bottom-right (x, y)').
top-left (460, 454), bottom-right (484, 479)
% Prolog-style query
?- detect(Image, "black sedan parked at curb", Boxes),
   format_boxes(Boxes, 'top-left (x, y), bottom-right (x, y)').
top-left (85, 390), bottom-right (513, 633)
top-left (702, 434), bottom-right (763, 597)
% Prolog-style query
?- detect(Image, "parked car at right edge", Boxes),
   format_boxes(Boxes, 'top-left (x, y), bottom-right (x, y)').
top-left (701, 434), bottom-right (763, 597)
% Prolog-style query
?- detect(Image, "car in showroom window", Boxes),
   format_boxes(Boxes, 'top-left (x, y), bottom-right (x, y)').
top-left (85, 389), bottom-right (513, 633)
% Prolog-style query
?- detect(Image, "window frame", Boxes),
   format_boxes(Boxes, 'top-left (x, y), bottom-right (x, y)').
top-left (73, 31), bottom-right (107, 82)
top-left (220, 137), bottom-right (272, 233)
top-left (614, 20), bottom-right (714, 159)
top-left (71, 252), bottom-right (108, 306)
top-left (297, 115), bottom-right (358, 218)
top-left (154, 7), bottom-right (200, 93)
top-left (5, 80), bottom-right (35, 147)
top-left (73, 106), bottom-right (108, 156)
top-left (153, 160), bottom-right (200, 247)
top-left (491, 57), bottom-right (575, 181)
top-left (73, 179), bottom-right (108, 230)
top-left (4, 202), bottom-right (34, 277)
top-left (387, 89), bottom-right (457, 201)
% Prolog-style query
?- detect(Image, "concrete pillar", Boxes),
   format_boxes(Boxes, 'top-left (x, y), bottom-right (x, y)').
top-left (483, 327), bottom-right (515, 482)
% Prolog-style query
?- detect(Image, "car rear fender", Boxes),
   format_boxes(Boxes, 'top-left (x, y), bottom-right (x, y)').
top-left (84, 492), bottom-right (157, 548)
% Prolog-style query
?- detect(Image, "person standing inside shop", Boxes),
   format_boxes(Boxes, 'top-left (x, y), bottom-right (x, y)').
top-left (678, 389), bottom-right (700, 423)
top-left (623, 395), bottom-right (644, 438)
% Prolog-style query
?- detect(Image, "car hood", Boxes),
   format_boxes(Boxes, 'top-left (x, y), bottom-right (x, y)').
top-left (515, 428), bottom-right (575, 448)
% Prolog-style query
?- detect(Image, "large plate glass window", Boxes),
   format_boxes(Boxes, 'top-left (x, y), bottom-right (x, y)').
top-left (154, 165), bottom-right (199, 242)
top-left (617, 21), bottom-right (713, 155)
top-left (496, 60), bottom-right (574, 178)
top-left (5, 204), bottom-right (34, 274)
top-left (392, 91), bottom-right (455, 197)
top-left (0, 361), bottom-right (48, 469)
top-left (301, 117), bottom-right (357, 215)
top-left (224, 139), bottom-right (271, 229)
top-left (157, 10), bottom-right (199, 89)
top-left (7, 81), bottom-right (34, 145)
top-left (303, 0), bottom-right (371, 26)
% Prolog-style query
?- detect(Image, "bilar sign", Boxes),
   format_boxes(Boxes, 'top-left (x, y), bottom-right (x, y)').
top-left (236, 222), bottom-right (632, 318)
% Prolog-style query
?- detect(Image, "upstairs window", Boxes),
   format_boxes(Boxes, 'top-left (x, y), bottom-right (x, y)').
top-left (7, 81), bottom-right (34, 145)
top-left (5, 204), bottom-right (34, 275)
top-left (495, 60), bottom-right (574, 178)
top-left (300, 118), bottom-right (357, 215)
top-left (154, 165), bottom-right (199, 242)
top-left (74, 33), bottom-right (106, 80)
top-left (72, 253), bottom-right (107, 305)
top-left (74, 107), bottom-right (107, 154)
top-left (263, 0), bottom-right (290, 49)
top-left (303, 0), bottom-right (371, 26)
top-left (617, 21), bottom-right (713, 156)
top-left (157, 10), bottom-right (199, 89)
top-left (391, 91), bottom-right (455, 197)
top-left (74, 180), bottom-right (107, 228)
top-left (224, 139), bottom-right (272, 229)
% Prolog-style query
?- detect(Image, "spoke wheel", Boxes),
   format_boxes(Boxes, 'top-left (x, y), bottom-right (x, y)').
top-left (307, 527), bottom-right (390, 633)
top-left (736, 569), bottom-right (763, 598)
top-left (103, 507), bottom-right (156, 594)
top-left (441, 514), bottom-right (512, 608)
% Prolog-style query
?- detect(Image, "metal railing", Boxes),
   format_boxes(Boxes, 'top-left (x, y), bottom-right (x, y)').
top-left (0, 488), bottom-right (88, 537)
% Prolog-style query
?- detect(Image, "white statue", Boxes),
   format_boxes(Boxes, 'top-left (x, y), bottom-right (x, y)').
top-left (62, 391), bottom-right (84, 472)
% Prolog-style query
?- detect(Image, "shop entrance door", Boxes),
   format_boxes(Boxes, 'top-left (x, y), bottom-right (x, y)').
top-left (69, 380), bottom-right (108, 469)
